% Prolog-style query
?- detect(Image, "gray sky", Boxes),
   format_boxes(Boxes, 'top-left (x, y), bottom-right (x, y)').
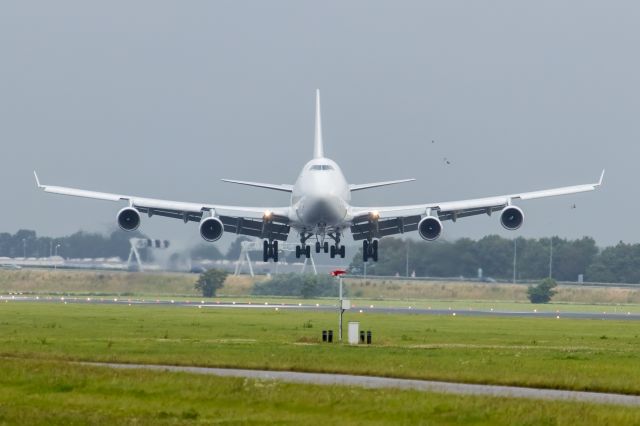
top-left (1, 1), bottom-right (638, 249)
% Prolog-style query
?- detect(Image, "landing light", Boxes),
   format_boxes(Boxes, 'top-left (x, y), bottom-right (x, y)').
top-left (264, 210), bottom-right (272, 219)
top-left (371, 210), bottom-right (380, 220)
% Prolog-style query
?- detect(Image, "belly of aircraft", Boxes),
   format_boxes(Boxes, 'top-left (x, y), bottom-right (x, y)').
top-left (296, 196), bottom-right (347, 228)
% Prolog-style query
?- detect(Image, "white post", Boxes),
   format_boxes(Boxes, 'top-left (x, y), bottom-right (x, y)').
top-left (246, 249), bottom-right (254, 277)
top-left (549, 237), bottom-right (553, 279)
top-left (339, 275), bottom-right (343, 342)
top-left (513, 238), bottom-right (517, 284)
top-left (310, 254), bottom-right (317, 275)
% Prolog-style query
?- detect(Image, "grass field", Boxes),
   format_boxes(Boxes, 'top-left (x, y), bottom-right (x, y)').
top-left (4, 270), bottom-right (640, 423)
top-left (3, 300), bottom-right (640, 423)
top-left (2, 358), bottom-right (640, 425)
top-left (2, 302), bottom-right (640, 395)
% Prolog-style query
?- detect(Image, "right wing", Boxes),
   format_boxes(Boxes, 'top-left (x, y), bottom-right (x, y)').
top-left (221, 179), bottom-right (294, 192)
top-left (34, 172), bottom-right (292, 241)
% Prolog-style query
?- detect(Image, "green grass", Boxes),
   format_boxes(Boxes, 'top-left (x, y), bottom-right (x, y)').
top-left (2, 358), bottom-right (640, 425)
top-left (2, 302), bottom-right (640, 395)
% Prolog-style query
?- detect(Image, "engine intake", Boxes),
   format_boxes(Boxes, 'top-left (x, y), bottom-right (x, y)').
top-left (418, 216), bottom-right (442, 241)
top-left (500, 206), bottom-right (524, 230)
top-left (199, 217), bottom-right (224, 242)
top-left (117, 207), bottom-right (141, 231)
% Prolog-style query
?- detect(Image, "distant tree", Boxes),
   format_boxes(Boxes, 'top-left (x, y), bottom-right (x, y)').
top-left (252, 273), bottom-right (341, 298)
top-left (195, 268), bottom-right (229, 297)
top-left (190, 243), bottom-right (223, 260)
top-left (586, 242), bottom-right (640, 284)
top-left (527, 278), bottom-right (558, 304)
top-left (552, 237), bottom-right (598, 281)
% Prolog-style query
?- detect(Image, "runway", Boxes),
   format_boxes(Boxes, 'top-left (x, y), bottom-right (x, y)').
top-left (2, 294), bottom-right (640, 320)
top-left (82, 361), bottom-right (640, 407)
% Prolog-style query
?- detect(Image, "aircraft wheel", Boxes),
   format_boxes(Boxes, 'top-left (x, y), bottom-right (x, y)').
top-left (340, 245), bottom-right (346, 258)
top-left (263, 240), bottom-right (269, 262)
top-left (372, 240), bottom-right (379, 262)
top-left (295, 245), bottom-right (301, 259)
top-left (273, 241), bottom-right (279, 263)
top-left (323, 242), bottom-right (329, 253)
top-left (330, 245), bottom-right (336, 258)
top-left (305, 245), bottom-right (311, 259)
top-left (315, 241), bottom-right (321, 253)
top-left (363, 240), bottom-right (369, 262)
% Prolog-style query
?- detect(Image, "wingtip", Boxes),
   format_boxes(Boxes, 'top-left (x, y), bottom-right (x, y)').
top-left (33, 170), bottom-right (42, 188)
top-left (598, 169), bottom-right (605, 186)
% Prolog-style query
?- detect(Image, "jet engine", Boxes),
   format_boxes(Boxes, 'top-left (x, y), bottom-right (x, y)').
top-left (117, 207), bottom-right (141, 231)
top-left (500, 206), bottom-right (524, 230)
top-left (199, 217), bottom-right (224, 242)
top-left (418, 216), bottom-right (442, 241)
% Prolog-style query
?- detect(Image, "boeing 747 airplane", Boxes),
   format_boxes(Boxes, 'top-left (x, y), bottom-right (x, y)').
top-left (35, 91), bottom-right (604, 262)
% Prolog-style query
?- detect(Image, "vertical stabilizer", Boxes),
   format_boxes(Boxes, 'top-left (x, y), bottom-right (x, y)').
top-left (313, 89), bottom-right (324, 158)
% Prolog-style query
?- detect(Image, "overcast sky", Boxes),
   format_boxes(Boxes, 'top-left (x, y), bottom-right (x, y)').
top-left (1, 1), bottom-right (638, 249)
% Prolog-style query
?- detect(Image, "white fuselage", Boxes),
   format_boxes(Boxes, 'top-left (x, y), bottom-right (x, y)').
top-left (290, 157), bottom-right (350, 234)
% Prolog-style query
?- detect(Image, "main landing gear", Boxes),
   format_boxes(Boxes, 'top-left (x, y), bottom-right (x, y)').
top-left (330, 244), bottom-right (346, 259)
top-left (296, 232), bottom-right (345, 259)
top-left (363, 239), bottom-right (378, 262)
top-left (329, 232), bottom-right (345, 259)
top-left (295, 234), bottom-right (312, 259)
top-left (295, 244), bottom-right (311, 259)
top-left (263, 240), bottom-right (278, 262)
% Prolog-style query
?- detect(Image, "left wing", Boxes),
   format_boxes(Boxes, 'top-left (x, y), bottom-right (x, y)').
top-left (349, 170), bottom-right (604, 240)
top-left (34, 172), bottom-right (292, 241)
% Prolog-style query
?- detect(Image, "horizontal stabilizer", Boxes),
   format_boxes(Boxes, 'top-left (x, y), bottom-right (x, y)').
top-left (221, 179), bottom-right (294, 193)
top-left (349, 179), bottom-right (415, 192)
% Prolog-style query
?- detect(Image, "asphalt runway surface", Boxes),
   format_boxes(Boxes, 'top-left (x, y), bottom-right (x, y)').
top-left (82, 361), bottom-right (640, 407)
top-left (2, 294), bottom-right (640, 320)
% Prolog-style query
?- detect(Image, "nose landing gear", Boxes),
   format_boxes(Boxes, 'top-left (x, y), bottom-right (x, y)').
top-left (315, 240), bottom-right (330, 254)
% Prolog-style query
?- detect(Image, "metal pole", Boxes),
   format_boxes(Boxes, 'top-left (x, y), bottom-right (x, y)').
top-left (549, 237), bottom-right (553, 279)
top-left (55, 244), bottom-right (60, 270)
top-left (405, 240), bottom-right (409, 277)
top-left (338, 276), bottom-right (343, 342)
top-left (513, 238), bottom-right (517, 284)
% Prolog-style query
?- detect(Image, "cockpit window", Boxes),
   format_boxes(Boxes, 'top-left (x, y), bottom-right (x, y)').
top-left (310, 164), bottom-right (334, 171)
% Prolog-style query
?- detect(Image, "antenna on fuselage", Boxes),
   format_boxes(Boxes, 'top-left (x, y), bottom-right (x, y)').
top-left (314, 89), bottom-right (324, 159)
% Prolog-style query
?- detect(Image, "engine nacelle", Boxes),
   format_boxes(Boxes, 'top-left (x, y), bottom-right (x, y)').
top-left (500, 206), bottom-right (524, 230)
top-left (117, 207), bottom-right (141, 231)
top-left (199, 217), bottom-right (224, 242)
top-left (418, 216), bottom-right (443, 241)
